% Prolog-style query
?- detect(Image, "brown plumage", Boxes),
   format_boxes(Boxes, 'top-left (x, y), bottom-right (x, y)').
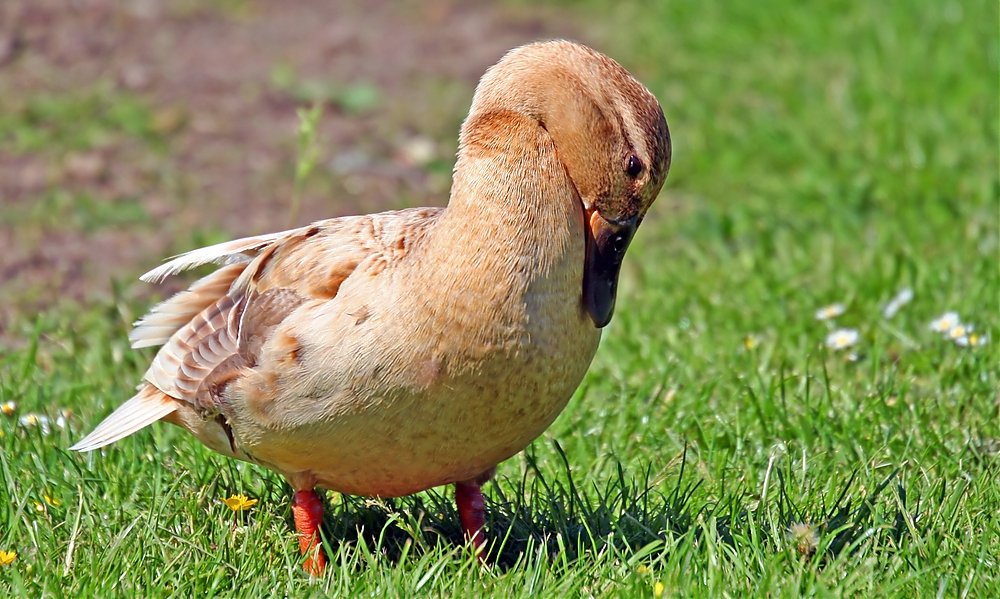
top-left (72, 40), bottom-right (671, 574)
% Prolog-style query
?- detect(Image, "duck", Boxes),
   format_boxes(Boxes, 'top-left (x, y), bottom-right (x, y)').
top-left (71, 39), bottom-right (671, 575)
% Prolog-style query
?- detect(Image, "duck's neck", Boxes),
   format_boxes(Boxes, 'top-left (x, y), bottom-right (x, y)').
top-left (413, 111), bottom-right (585, 342)
top-left (438, 110), bottom-right (583, 288)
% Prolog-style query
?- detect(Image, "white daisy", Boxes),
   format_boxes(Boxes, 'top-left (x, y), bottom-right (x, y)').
top-left (930, 312), bottom-right (960, 333)
top-left (825, 328), bottom-right (859, 350)
top-left (19, 414), bottom-right (51, 434)
top-left (815, 303), bottom-right (846, 321)
top-left (947, 323), bottom-right (972, 341)
top-left (882, 288), bottom-right (913, 319)
top-left (954, 330), bottom-right (989, 348)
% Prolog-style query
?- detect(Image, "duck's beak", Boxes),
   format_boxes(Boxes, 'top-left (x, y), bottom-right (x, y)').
top-left (582, 209), bottom-right (639, 328)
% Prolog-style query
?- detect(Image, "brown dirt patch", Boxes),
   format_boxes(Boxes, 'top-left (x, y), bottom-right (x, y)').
top-left (0, 0), bottom-right (596, 335)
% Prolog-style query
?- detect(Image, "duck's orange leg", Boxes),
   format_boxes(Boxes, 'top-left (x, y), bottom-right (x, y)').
top-left (292, 489), bottom-right (327, 576)
top-left (455, 480), bottom-right (487, 560)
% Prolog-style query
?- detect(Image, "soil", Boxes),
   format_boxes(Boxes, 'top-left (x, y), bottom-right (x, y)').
top-left (0, 0), bottom-right (593, 336)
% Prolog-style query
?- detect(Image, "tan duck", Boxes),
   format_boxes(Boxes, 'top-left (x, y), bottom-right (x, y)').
top-left (72, 39), bottom-right (671, 574)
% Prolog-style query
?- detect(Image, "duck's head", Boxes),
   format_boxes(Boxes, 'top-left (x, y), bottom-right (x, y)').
top-left (466, 40), bottom-right (672, 327)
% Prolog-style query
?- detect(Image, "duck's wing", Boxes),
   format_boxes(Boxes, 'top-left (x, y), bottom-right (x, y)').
top-left (71, 207), bottom-right (444, 452)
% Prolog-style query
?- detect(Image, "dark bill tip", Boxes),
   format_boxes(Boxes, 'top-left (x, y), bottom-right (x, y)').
top-left (582, 210), bottom-right (639, 328)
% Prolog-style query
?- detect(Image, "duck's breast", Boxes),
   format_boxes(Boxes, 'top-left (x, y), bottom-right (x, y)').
top-left (230, 246), bottom-right (600, 497)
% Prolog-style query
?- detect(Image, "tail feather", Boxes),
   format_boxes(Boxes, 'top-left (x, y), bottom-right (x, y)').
top-left (69, 386), bottom-right (177, 452)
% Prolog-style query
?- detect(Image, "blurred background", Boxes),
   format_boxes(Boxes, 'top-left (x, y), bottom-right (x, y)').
top-left (0, 0), bottom-right (590, 332)
top-left (0, 0), bottom-right (996, 337)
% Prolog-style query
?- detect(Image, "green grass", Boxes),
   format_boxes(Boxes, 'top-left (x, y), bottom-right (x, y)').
top-left (0, 85), bottom-right (165, 155)
top-left (2, 0), bottom-right (998, 596)
top-left (0, 191), bottom-right (151, 233)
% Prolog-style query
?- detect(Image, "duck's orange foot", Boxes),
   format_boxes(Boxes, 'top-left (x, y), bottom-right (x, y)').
top-left (292, 489), bottom-right (327, 576)
top-left (455, 480), bottom-right (487, 561)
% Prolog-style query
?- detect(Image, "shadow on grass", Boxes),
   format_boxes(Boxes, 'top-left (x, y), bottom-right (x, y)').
top-left (298, 443), bottom-right (917, 569)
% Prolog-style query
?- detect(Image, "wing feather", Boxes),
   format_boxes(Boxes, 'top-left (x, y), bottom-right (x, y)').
top-left (73, 207), bottom-right (446, 451)
top-left (139, 230), bottom-right (296, 283)
top-left (130, 263), bottom-right (247, 348)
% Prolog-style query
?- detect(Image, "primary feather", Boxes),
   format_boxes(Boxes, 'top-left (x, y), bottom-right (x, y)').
top-left (69, 386), bottom-right (177, 452)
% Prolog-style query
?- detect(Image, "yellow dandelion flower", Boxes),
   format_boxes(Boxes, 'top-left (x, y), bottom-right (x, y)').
top-left (742, 335), bottom-right (760, 350)
top-left (1, 401), bottom-right (15, 416)
top-left (0, 550), bottom-right (16, 566)
top-left (44, 494), bottom-right (61, 508)
top-left (653, 581), bottom-right (665, 598)
top-left (221, 493), bottom-right (259, 512)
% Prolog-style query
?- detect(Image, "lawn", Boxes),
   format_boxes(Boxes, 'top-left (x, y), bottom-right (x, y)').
top-left (1, 0), bottom-right (997, 596)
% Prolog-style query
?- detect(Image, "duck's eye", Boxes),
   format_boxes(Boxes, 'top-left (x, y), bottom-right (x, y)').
top-left (626, 154), bottom-right (643, 178)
